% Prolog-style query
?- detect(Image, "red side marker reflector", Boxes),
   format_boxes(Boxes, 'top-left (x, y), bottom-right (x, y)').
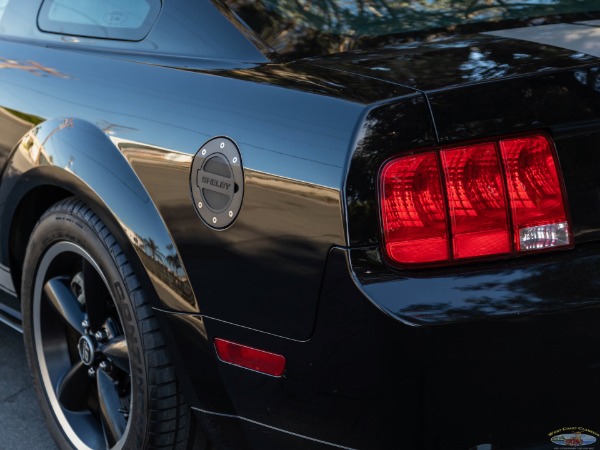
top-left (214, 338), bottom-right (286, 377)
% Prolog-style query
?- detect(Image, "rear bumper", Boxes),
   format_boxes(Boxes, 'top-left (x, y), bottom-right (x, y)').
top-left (352, 242), bottom-right (600, 326)
top-left (157, 245), bottom-right (600, 449)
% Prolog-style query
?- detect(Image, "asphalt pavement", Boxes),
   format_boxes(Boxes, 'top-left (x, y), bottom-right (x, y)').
top-left (0, 325), bottom-right (56, 449)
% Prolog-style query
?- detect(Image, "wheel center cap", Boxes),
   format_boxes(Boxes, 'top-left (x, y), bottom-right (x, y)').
top-left (78, 335), bottom-right (96, 366)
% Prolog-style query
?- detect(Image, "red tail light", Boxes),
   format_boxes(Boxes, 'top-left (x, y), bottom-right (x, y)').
top-left (500, 135), bottom-right (570, 252)
top-left (441, 143), bottom-right (510, 259)
top-left (381, 153), bottom-right (448, 264)
top-left (380, 133), bottom-right (571, 266)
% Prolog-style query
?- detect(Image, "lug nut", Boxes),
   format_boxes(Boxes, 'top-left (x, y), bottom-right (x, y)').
top-left (95, 330), bottom-right (107, 342)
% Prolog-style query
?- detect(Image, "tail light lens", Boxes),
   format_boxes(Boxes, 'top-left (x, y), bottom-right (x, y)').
top-left (500, 135), bottom-right (570, 251)
top-left (381, 153), bottom-right (448, 264)
top-left (380, 133), bottom-right (571, 266)
top-left (441, 143), bottom-right (510, 259)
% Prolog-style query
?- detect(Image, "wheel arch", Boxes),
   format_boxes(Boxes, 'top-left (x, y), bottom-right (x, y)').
top-left (0, 117), bottom-right (198, 314)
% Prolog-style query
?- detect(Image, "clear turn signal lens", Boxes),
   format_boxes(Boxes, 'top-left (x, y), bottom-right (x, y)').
top-left (519, 222), bottom-right (570, 251)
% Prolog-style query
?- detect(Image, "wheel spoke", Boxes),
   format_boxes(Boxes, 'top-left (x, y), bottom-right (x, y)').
top-left (57, 361), bottom-right (92, 411)
top-left (97, 368), bottom-right (127, 447)
top-left (101, 336), bottom-right (130, 373)
top-left (82, 259), bottom-right (109, 330)
top-left (44, 277), bottom-right (85, 335)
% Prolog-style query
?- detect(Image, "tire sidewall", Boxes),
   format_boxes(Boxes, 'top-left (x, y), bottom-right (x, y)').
top-left (22, 208), bottom-right (149, 450)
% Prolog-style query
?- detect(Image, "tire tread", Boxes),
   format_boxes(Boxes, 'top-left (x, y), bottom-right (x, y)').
top-left (39, 198), bottom-right (190, 449)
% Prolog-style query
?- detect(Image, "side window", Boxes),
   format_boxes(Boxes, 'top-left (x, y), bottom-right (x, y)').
top-left (38, 0), bottom-right (161, 41)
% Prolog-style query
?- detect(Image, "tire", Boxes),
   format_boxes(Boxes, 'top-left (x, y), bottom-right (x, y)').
top-left (22, 197), bottom-right (190, 450)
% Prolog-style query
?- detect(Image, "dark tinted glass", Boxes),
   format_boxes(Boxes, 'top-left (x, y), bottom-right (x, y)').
top-left (219, 0), bottom-right (600, 56)
top-left (38, 0), bottom-right (161, 41)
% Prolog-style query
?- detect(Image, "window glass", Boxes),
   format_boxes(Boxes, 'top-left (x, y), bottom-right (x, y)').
top-left (38, 0), bottom-right (161, 41)
top-left (219, 0), bottom-right (600, 56)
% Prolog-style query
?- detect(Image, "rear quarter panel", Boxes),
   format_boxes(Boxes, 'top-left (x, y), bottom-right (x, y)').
top-left (0, 37), bottom-right (374, 340)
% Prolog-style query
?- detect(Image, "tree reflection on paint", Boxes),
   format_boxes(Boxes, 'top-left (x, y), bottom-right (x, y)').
top-left (219, 0), bottom-right (600, 57)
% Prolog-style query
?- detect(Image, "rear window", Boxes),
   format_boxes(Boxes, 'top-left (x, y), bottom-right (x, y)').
top-left (38, 0), bottom-right (161, 41)
top-left (219, 0), bottom-right (600, 56)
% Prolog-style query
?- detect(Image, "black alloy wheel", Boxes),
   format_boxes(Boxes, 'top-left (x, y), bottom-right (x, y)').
top-left (22, 198), bottom-right (190, 449)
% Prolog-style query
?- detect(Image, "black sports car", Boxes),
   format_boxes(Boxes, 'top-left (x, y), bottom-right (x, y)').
top-left (0, 0), bottom-right (599, 449)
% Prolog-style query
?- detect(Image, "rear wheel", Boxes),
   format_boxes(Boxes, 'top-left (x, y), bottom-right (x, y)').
top-left (22, 197), bottom-right (190, 449)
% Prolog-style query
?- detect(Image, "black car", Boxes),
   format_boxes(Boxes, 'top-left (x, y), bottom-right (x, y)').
top-left (0, 0), bottom-right (599, 449)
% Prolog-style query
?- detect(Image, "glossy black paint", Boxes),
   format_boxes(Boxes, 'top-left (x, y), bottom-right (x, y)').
top-left (342, 33), bottom-right (600, 245)
top-left (161, 248), bottom-right (423, 450)
top-left (0, 117), bottom-right (197, 313)
top-left (351, 244), bottom-right (600, 325)
top-left (0, 1), bottom-right (600, 448)
top-left (345, 97), bottom-right (437, 247)
top-left (309, 34), bottom-right (598, 91)
top-left (115, 65), bottom-right (368, 339)
top-left (0, 36), bottom-right (377, 340)
top-left (162, 247), bottom-right (600, 449)
top-left (2, 0), bottom-right (267, 63)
